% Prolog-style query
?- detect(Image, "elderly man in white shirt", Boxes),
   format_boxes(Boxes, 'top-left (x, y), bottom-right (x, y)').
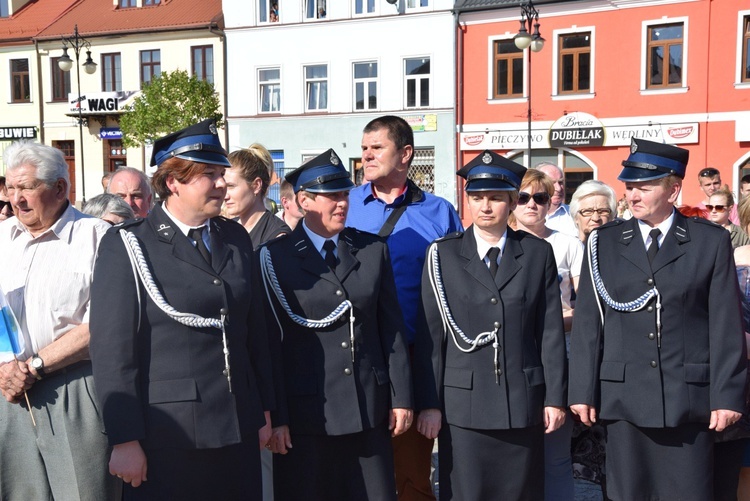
top-left (534, 162), bottom-right (579, 238)
top-left (0, 141), bottom-right (119, 501)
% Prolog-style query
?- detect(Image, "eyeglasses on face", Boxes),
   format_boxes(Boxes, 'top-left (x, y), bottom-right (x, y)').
top-left (578, 208), bottom-right (612, 217)
top-left (0, 200), bottom-right (13, 214)
top-left (705, 204), bottom-right (728, 213)
top-left (518, 192), bottom-right (550, 205)
top-left (699, 168), bottom-right (720, 178)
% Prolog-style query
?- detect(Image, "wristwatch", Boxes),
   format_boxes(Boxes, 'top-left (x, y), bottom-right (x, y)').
top-left (30, 354), bottom-right (45, 379)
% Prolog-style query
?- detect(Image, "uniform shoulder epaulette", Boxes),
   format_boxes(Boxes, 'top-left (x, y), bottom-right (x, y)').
top-left (261, 232), bottom-right (289, 248)
top-left (597, 218), bottom-right (624, 231)
top-left (435, 231), bottom-right (463, 243)
top-left (691, 217), bottom-right (724, 230)
top-left (115, 217), bottom-right (145, 230)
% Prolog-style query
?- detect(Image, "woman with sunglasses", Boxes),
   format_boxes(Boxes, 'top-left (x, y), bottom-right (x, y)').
top-left (511, 169), bottom-right (583, 501)
top-left (415, 150), bottom-right (566, 500)
top-left (0, 176), bottom-right (13, 221)
top-left (707, 189), bottom-right (750, 249)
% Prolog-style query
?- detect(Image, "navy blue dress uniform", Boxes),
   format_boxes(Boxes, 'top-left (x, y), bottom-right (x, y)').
top-left (90, 120), bottom-right (274, 500)
top-left (260, 149), bottom-right (413, 501)
top-left (414, 151), bottom-right (567, 500)
top-left (569, 139), bottom-right (747, 501)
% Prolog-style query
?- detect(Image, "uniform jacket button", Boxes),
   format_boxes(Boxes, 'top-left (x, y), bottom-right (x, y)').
top-left (336, 290), bottom-right (343, 296)
top-left (219, 307), bottom-right (228, 315)
top-left (647, 306), bottom-right (654, 312)
top-left (497, 369), bottom-right (503, 376)
top-left (341, 341), bottom-right (349, 349)
top-left (494, 321), bottom-right (501, 329)
top-left (344, 368), bottom-right (352, 375)
top-left (647, 278), bottom-right (654, 285)
top-left (490, 298), bottom-right (498, 304)
top-left (213, 278), bottom-right (222, 286)
top-left (648, 333), bottom-right (655, 340)
top-left (650, 361), bottom-right (657, 368)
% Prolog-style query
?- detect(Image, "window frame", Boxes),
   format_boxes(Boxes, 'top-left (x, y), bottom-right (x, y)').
top-left (101, 53), bottom-right (122, 92)
top-left (557, 31), bottom-right (592, 95)
top-left (119, 0), bottom-right (136, 7)
top-left (304, 63), bottom-right (329, 112)
top-left (10, 58), bottom-right (30, 104)
top-left (641, 18), bottom-right (688, 93)
top-left (304, 0), bottom-right (326, 21)
top-left (51, 56), bottom-right (71, 102)
top-left (259, 0), bottom-right (280, 23)
top-left (490, 38), bottom-right (524, 100)
top-left (258, 67), bottom-right (281, 114)
top-left (404, 57), bottom-right (431, 109)
top-left (353, 0), bottom-right (376, 16)
top-left (406, 0), bottom-right (429, 11)
top-left (353, 61), bottom-right (378, 111)
top-left (191, 45), bottom-right (214, 84)
top-left (736, 11), bottom-right (750, 86)
top-left (140, 49), bottom-right (161, 88)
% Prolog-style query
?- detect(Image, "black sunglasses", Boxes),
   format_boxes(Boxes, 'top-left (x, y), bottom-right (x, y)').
top-left (699, 168), bottom-right (720, 178)
top-left (0, 201), bottom-right (12, 213)
top-left (705, 204), bottom-right (727, 213)
top-left (518, 192), bottom-right (551, 205)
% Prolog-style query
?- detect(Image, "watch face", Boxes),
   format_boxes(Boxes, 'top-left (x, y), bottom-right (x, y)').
top-left (32, 357), bottom-right (43, 369)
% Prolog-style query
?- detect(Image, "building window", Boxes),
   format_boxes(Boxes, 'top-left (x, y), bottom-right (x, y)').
top-left (493, 40), bottom-right (523, 99)
top-left (354, 0), bottom-right (375, 15)
top-left (409, 147), bottom-right (435, 193)
top-left (407, 0), bottom-right (428, 7)
top-left (267, 150), bottom-right (286, 203)
top-left (647, 23), bottom-right (683, 88)
top-left (140, 50), bottom-right (161, 88)
top-left (191, 46), bottom-right (214, 84)
top-left (259, 68), bottom-right (281, 113)
top-left (119, 0), bottom-right (136, 7)
top-left (11, 59), bottom-right (30, 103)
top-left (404, 57), bottom-right (430, 108)
top-left (1, 0), bottom-right (8, 17)
top-left (353, 62), bottom-right (377, 111)
top-left (260, 0), bottom-right (280, 22)
top-left (743, 17), bottom-right (750, 82)
top-left (144, 0), bottom-right (160, 4)
top-left (306, 0), bottom-right (326, 19)
top-left (305, 64), bottom-right (328, 111)
top-left (101, 53), bottom-right (122, 92)
top-left (51, 57), bottom-right (71, 102)
top-left (558, 32), bottom-right (590, 94)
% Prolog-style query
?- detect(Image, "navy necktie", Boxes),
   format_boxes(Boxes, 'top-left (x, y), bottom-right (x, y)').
top-left (487, 247), bottom-right (500, 277)
top-left (646, 228), bottom-right (661, 264)
top-left (323, 239), bottom-right (337, 270)
top-left (189, 226), bottom-right (211, 266)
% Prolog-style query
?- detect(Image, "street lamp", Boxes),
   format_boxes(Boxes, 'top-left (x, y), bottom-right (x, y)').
top-left (514, 0), bottom-right (544, 167)
top-left (58, 24), bottom-right (96, 203)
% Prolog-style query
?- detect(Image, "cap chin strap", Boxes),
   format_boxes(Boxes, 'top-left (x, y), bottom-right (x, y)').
top-left (298, 171), bottom-right (350, 191)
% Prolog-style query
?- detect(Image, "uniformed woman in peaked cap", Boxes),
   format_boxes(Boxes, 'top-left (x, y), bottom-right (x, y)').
top-left (414, 150), bottom-right (567, 500)
top-left (90, 119), bottom-right (274, 500)
top-left (261, 149), bottom-right (413, 500)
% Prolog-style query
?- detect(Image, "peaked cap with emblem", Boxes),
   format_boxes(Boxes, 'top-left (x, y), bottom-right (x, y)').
top-left (618, 138), bottom-right (689, 182)
top-left (457, 149), bottom-right (526, 192)
top-left (285, 148), bottom-right (355, 194)
top-left (150, 119), bottom-right (231, 168)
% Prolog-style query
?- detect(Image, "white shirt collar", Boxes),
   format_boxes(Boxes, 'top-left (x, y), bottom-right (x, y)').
top-left (302, 220), bottom-right (339, 257)
top-left (162, 203), bottom-right (210, 237)
top-left (637, 209), bottom-right (675, 247)
top-left (473, 227), bottom-right (507, 264)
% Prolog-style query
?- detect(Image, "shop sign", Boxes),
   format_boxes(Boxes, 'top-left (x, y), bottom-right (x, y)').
top-left (0, 126), bottom-right (37, 140)
top-left (549, 112), bottom-right (605, 148)
top-left (460, 130), bottom-right (548, 150)
top-left (404, 114), bottom-right (437, 132)
top-left (605, 123), bottom-right (698, 145)
top-left (100, 128), bottom-right (123, 140)
top-left (68, 90), bottom-right (139, 114)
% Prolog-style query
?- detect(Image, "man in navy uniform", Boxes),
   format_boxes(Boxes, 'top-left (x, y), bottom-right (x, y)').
top-left (263, 149), bottom-right (413, 500)
top-left (569, 138), bottom-right (747, 500)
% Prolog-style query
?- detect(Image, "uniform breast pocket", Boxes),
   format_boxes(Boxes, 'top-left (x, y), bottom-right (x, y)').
top-left (147, 379), bottom-right (198, 403)
top-left (444, 367), bottom-right (473, 390)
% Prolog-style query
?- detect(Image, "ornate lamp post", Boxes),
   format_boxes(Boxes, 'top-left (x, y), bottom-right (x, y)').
top-left (514, 1), bottom-right (544, 167)
top-left (58, 25), bottom-right (97, 203)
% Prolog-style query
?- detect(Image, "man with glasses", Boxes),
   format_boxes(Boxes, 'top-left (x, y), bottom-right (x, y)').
top-left (569, 138), bottom-right (746, 501)
top-left (534, 163), bottom-right (578, 238)
top-left (697, 166), bottom-right (739, 224)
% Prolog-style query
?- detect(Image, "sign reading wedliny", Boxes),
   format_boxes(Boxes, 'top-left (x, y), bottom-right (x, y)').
top-left (549, 112), bottom-right (605, 148)
top-left (0, 126), bottom-right (37, 140)
top-left (68, 90), bottom-right (139, 114)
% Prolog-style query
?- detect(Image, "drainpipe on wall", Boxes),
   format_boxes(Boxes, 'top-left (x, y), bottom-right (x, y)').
top-left (209, 24), bottom-right (229, 149)
top-left (34, 39), bottom-right (46, 144)
top-left (453, 9), bottom-right (465, 219)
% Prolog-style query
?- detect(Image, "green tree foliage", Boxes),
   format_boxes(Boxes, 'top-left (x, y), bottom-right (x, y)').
top-left (119, 70), bottom-right (224, 147)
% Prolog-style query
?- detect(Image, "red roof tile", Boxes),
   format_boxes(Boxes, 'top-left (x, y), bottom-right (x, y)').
top-left (35, 0), bottom-right (223, 41)
top-left (0, 0), bottom-right (80, 43)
